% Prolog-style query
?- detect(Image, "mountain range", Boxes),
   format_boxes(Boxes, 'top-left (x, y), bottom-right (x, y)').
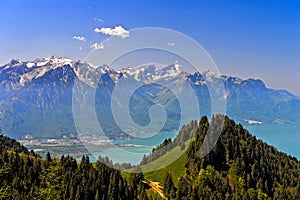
top-left (0, 56), bottom-right (299, 139)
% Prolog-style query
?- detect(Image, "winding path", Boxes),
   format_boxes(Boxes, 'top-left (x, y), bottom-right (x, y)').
top-left (142, 180), bottom-right (167, 199)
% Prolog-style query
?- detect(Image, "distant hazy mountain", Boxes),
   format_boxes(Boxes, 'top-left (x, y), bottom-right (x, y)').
top-left (0, 56), bottom-right (299, 139)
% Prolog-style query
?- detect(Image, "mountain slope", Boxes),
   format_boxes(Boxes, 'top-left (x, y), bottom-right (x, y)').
top-left (0, 134), bottom-right (148, 200)
top-left (143, 115), bottom-right (300, 199)
top-left (0, 134), bottom-right (35, 156)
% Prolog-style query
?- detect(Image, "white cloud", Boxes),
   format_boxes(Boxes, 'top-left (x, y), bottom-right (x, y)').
top-left (90, 43), bottom-right (104, 50)
top-left (94, 17), bottom-right (104, 22)
top-left (168, 42), bottom-right (175, 46)
top-left (94, 25), bottom-right (130, 38)
top-left (79, 46), bottom-right (82, 50)
top-left (73, 36), bottom-right (86, 42)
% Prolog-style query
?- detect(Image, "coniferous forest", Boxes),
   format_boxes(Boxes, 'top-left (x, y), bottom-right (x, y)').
top-left (1, 115), bottom-right (300, 199)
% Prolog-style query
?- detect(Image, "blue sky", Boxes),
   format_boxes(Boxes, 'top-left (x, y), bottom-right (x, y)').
top-left (1, 0), bottom-right (300, 95)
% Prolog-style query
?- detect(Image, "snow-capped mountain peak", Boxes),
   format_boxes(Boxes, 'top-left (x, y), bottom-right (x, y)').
top-left (17, 57), bottom-right (77, 86)
top-left (202, 70), bottom-right (222, 82)
top-left (6, 58), bottom-right (23, 68)
top-left (33, 56), bottom-right (74, 67)
top-left (119, 63), bottom-right (183, 82)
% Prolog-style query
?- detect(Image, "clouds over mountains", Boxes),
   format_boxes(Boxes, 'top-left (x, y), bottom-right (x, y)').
top-left (94, 25), bottom-right (130, 39)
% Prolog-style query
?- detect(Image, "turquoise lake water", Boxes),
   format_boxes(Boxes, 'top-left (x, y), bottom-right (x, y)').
top-left (88, 131), bottom-right (177, 164)
top-left (88, 124), bottom-right (300, 164)
top-left (244, 123), bottom-right (300, 159)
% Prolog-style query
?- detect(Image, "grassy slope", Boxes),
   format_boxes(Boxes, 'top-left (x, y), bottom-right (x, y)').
top-left (142, 140), bottom-right (190, 187)
top-left (144, 153), bottom-right (186, 187)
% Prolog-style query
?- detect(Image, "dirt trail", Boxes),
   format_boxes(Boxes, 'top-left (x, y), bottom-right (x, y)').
top-left (142, 180), bottom-right (167, 199)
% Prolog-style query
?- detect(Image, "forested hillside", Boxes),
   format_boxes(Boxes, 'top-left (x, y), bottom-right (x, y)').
top-left (0, 133), bottom-right (148, 200)
top-left (145, 115), bottom-right (300, 199)
top-left (0, 134), bottom-right (36, 156)
top-left (1, 115), bottom-right (300, 199)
